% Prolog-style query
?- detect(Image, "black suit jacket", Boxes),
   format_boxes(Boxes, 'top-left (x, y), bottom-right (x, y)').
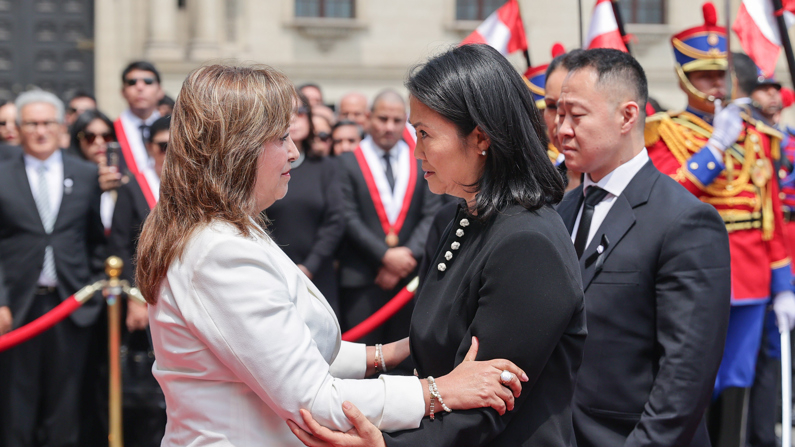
top-left (0, 150), bottom-right (105, 327)
top-left (108, 176), bottom-right (151, 284)
top-left (0, 143), bottom-right (21, 161)
top-left (556, 161), bottom-right (731, 447)
top-left (384, 204), bottom-right (586, 446)
top-left (336, 151), bottom-right (441, 287)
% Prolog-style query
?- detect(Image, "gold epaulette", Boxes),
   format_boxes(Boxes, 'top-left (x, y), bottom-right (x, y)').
top-left (644, 111), bottom-right (672, 147)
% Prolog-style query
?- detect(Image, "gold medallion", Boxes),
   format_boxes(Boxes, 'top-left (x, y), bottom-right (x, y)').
top-left (385, 230), bottom-right (399, 248)
top-left (751, 159), bottom-right (772, 188)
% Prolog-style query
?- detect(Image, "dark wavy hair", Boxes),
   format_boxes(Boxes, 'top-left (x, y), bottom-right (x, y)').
top-left (70, 109), bottom-right (116, 159)
top-left (406, 44), bottom-right (564, 220)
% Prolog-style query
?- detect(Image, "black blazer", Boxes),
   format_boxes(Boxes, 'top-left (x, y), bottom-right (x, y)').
top-left (266, 156), bottom-right (345, 303)
top-left (0, 150), bottom-right (106, 327)
top-left (108, 176), bottom-right (151, 284)
top-left (384, 204), bottom-right (586, 447)
top-left (0, 143), bottom-right (21, 161)
top-left (336, 151), bottom-right (442, 288)
top-left (556, 161), bottom-right (731, 447)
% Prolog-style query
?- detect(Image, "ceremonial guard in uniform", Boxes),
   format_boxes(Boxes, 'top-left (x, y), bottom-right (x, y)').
top-left (645, 4), bottom-right (795, 445)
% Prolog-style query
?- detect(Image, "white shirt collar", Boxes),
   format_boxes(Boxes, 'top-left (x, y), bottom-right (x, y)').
top-left (366, 136), bottom-right (403, 160)
top-left (24, 149), bottom-right (62, 171)
top-left (122, 108), bottom-right (161, 127)
top-left (583, 148), bottom-right (649, 198)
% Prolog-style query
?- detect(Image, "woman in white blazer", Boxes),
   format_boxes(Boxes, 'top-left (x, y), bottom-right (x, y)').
top-left (135, 64), bottom-right (527, 446)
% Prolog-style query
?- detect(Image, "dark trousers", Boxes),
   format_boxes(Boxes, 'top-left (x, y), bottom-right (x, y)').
top-left (0, 292), bottom-right (92, 447)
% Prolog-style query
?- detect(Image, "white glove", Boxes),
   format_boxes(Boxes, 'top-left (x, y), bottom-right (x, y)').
top-left (707, 99), bottom-right (745, 153)
top-left (773, 290), bottom-right (795, 332)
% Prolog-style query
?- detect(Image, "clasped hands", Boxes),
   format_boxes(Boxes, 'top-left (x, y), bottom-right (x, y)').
top-left (376, 247), bottom-right (416, 290)
top-left (286, 336), bottom-right (528, 447)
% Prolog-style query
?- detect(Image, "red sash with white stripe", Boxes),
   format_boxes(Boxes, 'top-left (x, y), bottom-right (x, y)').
top-left (114, 118), bottom-right (156, 210)
top-left (353, 146), bottom-right (417, 244)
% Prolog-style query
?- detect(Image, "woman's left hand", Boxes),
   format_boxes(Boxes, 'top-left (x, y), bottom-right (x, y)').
top-left (287, 402), bottom-right (385, 447)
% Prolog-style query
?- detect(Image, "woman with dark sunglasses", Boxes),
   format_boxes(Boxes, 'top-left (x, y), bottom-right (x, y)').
top-left (68, 109), bottom-right (123, 230)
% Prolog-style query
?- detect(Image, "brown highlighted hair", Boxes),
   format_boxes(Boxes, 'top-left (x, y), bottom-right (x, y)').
top-left (135, 64), bottom-right (295, 303)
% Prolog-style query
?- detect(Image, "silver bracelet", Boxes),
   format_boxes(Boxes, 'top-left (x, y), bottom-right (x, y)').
top-left (377, 344), bottom-right (387, 373)
top-left (427, 376), bottom-right (452, 415)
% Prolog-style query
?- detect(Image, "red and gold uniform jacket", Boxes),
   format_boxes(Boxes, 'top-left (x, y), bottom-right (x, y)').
top-left (645, 110), bottom-right (791, 304)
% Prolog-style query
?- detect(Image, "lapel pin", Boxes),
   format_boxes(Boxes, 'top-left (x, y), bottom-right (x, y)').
top-left (64, 178), bottom-right (73, 194)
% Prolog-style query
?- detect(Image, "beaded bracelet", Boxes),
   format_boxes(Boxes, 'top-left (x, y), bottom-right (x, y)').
top-left (427, 376), bottom-right (452, 421)
top-left (377, 343), bottom-right (387, 373)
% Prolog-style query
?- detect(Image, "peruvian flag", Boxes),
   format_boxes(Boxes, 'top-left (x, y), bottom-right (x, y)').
top-left (460, 0), bottom-right (528, 55)
top-left (585, 0), bottom-right (628, 52)
top-left (733, 0), bottom-right (795, 77)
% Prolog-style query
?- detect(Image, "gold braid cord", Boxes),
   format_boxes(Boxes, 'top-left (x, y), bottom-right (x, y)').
top-left (655, 111), bottom-right (780, 240)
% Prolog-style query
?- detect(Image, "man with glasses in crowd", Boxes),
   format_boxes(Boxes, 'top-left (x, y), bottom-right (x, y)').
top-left (114, 61), bottom-right (164, 206)
top-left (0, 90), bottom-right (105, 447)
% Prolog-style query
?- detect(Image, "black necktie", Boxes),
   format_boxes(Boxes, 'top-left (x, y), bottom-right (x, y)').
top-left (139, 124), bottom-right (148, 144)
top-left (384, 153), bottom-right (395, 192)
top-left (574, 186), bottom-right (609, 258)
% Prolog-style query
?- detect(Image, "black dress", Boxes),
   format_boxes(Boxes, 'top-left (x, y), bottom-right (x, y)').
top-left (266, 154), bottom-right (345, 311)
top-left (384, 204), bottom-right (586, 447)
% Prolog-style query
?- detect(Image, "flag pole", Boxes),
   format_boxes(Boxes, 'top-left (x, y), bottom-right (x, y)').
top-left (772, 0), bottom-right (795, 89)
top-left (578, 0), bottom-right (584, 48)
top-left (611, 0), bottom-right (631, 54)
top-left (726, 0), bottom-right (733, 100)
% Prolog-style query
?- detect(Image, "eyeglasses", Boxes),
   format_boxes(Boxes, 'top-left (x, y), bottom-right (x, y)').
top-left (154, 141), bottom-right (167, 153)
top-left (296, 106), bottom-right (309, 116)
top-left (20, 121), bottom-right (60, 132)
top-left (66, 107), bottom-right (93, 115)
top-left (316, 132), bottom-right (331, 142)
top-left (79, 131), bottom-right (115, 144)
top-left (124, 77), bottom-right (156, 87)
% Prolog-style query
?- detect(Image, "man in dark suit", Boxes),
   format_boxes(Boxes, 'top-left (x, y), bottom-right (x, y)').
top-left (555, 49), bottom-right (731, 447)
top-left (337, 90), bottom-right (441, 347)
top-left (0, 90), bottom-right (105, 447)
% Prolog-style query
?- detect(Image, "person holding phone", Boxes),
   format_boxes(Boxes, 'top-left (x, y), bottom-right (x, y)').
top-left (69, 109), bottom-right (122, 230)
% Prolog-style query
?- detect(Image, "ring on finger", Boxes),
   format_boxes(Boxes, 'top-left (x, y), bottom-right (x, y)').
top-left (500, 370), bottom-right (513, 384)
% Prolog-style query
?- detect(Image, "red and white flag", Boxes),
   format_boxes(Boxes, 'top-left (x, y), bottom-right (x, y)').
top-left (460, 0), bottom-right (528, 55)
top-left (585, 0), bottom-right (628, 52)
top-left (733, 0), bottom-right (795, 77)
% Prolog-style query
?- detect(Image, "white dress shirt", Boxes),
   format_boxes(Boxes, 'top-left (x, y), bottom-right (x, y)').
top-left (24, 150), bottom-right (63, 286)
top-left (141, 157), bottom-right (160, 203)
top-left (571, 148), bottom-right (650, 248)
top-left (359, 136), bottom-right (411, 224)
top-left (150, 220), bottom-right (424, 446)
top-left (119, 109), bottom-right (160, 173)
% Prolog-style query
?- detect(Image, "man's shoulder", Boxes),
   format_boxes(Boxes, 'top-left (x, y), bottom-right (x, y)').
top-left (646, 166), bottom-right (720, 218)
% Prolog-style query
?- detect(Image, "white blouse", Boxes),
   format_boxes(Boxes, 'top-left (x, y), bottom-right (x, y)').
top-left (149, 220), bottom-right (425, 446)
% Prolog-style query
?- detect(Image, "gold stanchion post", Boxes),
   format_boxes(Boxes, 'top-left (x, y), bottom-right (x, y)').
top-left (105, 256), bottom-right (124, 447)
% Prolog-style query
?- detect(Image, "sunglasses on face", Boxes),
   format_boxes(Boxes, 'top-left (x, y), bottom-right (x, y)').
top-left (67, 107), bottom-right (93, 115)
top-left (79, 131), bottom-right (115, 144)
top-left (296, 106), bottom-right (309, 116)
top-left (124, 77), bottom-right (156, 87)
top-left (316, 132), bottom-right (331, 142)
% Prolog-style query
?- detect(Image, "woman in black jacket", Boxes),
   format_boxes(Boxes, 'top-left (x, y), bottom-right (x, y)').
top-left (290, 44), bottom-right (586, 447)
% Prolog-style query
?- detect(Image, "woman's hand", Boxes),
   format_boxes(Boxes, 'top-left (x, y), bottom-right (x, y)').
top-left (287, 402), bottom-right (385, 447)
top-left (433, 336), bottom-right (529, 415)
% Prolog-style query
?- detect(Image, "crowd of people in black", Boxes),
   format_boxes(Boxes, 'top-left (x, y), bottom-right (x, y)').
top-left (3, 4), bottom-right (795, 445)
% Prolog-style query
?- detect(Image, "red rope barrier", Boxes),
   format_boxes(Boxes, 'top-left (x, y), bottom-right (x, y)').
top-left (0, 281), bottom-right (102, 353)
top-left (342, 277), bottom-right (419, 342)
top-left (0, 295), bottom-right (80, 352)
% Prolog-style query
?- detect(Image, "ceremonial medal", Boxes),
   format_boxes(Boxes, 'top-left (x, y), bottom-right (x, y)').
top-left (385, 230), bottom-right (399, 247)
top-left (751, 159), bottom-right (772, 188)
